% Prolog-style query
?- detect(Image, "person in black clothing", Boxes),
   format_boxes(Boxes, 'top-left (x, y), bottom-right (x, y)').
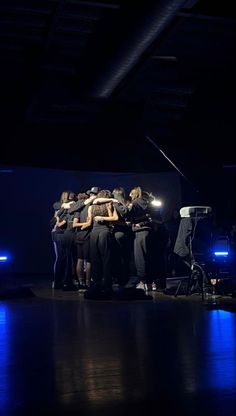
top-left (51, 191), bottom-right (76, 289)
top-left (111, 187), bottom-right (133, 286)
top-left (73, 193), bottom-right (92, 289)
top-left (55, 191), bottom-right (79, 290)
top-left (81, 190), bottom-right (118, 299)
top-left (91, 187), bottom-right (133, 286)
top-left (125, 187), bottom-right (153, 288)
top-left (52, 190), bottom-right (76, 212)
top-left (51, 188), bottom-right (100, 290)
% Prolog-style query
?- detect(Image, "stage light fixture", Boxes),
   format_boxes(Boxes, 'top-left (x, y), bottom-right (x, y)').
top-left (212, 237), bottom-right (230, 260)
top-left (0, 253), bottom-right (11, 263)
top-left (151, 199), bottom-right (162, 207)
top-left (214, 252), bottom-right (229, 257)
top-left (0, 256), bottom-right (8, 262)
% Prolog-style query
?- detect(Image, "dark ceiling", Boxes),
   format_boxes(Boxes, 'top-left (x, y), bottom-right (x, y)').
top-left (1, 0), bottom-right (236, 199)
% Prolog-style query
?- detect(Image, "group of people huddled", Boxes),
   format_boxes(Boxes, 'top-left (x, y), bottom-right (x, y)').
top-left (51, 185), bottom-right (172, 300)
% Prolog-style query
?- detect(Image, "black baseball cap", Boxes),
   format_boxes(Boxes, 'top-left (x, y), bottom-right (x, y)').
top-left (86, 186), bottom-right (100, 195)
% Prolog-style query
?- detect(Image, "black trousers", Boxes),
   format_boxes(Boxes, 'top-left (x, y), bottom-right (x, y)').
top-left (89, 226), bottom-right (113, 290)
top-left (63, 230), bottom-right (77, 285)
top-left (52, 231), bottom-right (66, 287)
top-left (113, 230), bottom-right (132, 285)
top-left (133, 229), bottom-right (152, 283)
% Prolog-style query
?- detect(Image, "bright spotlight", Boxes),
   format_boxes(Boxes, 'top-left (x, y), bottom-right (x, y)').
top-left (0, 252), bottom-right (11, 263)
top-left (214, 252), bottom-right (229, 257)
top-left (0, 256), bottom-right (8, 262)
top-left (151, 199), bottom-right (162, 207)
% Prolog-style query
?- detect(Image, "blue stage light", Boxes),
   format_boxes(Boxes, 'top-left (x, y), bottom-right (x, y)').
top-left (212, 237), bottom-right (230, 259)
top-left (0, 256), bottom-right (8, 262)
top-left (0, 253), bottom-right (11, 263)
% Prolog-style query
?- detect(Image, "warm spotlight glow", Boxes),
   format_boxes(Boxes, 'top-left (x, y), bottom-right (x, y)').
top-left (151, 199), bottom-right (162, 207)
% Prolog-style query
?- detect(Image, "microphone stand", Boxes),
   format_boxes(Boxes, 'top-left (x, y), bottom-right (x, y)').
top-left (145, 135), bottom-right (199, 194)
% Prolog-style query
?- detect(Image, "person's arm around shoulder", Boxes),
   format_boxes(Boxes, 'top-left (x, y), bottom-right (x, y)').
top-left (94, 203), bottom-right (119, 223)
top-left (93, 197), bottom-right (118, 205)
top-left (69, 195), bottom-right (97, 214)
top-left (73, 215), bottom-right (91, 229)
top-left (56, 216), bottom-right (67, 228)
top-left (80, 206), bottom-right (93, 230)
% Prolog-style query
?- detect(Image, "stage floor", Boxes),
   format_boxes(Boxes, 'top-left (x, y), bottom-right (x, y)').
top-left (0, 276), bottom-right (236, 416)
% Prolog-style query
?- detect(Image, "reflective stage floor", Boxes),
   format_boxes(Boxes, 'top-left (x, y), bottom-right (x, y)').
top-left (0, 276), bottom-right (236, 416)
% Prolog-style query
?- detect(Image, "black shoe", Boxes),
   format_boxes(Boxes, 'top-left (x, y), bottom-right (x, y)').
top-left (78, 284), bottom-right (87, 292)
top-left (72, 279), bottom-right (79, 288)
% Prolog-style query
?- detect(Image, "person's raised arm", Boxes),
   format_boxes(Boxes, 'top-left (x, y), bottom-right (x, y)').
top-left (61, 201), bottom-right (75, 210)
top-left (84, 195), bottom-right (97, 205)
top-left (93, 197), bottom-right (118, 205)
top-left (69, 195), bottom-right (97, 214)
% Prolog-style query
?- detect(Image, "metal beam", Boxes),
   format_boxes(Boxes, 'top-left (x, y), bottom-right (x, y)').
top-left (89, 0), bottom-right (189, 98)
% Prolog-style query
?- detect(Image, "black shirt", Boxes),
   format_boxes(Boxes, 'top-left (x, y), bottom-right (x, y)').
top-left (74, 205), bottom-right (91, 241)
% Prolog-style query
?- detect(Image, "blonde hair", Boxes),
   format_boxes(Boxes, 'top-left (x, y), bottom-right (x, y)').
top-left (130, 186), bottom-right (142, 201)
top-left (60, 191), bottom-right (70, 203)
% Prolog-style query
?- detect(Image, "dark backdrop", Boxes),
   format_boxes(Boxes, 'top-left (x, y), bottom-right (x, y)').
top-left (0, 165), bottom-right (181, 275)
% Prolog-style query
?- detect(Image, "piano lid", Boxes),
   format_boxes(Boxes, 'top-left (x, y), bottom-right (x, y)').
top-left (180, 206), bottom-right (212, 218)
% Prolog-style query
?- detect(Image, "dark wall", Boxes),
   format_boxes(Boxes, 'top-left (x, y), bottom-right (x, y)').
top-left (0, 165), bottom-right (181, 274)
